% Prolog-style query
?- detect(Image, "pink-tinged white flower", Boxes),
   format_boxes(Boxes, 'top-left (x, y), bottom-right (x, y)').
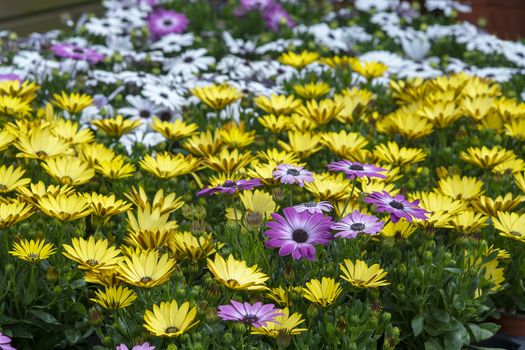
top-left (116, 342), bottom-right (155, 350)
top-left (327, 160), bottom-right (387, 180)
top-left (364, 191), bottom-right (428, 223)
top-left (265, 207), bottom-right (333, 260)
top-left (51, 43), bottom-right (105, 64)
top-left (294, 201), bottom-right (333, 214)
top-left (197, 179), bottom-right (262, 196)
top-left (148, 9), bottom-right (189, 39)
top-left (331, 210), bottom-right (385, 239)
top-left (273, 164), bottom-right (314, 187)
top-left (217, 300), bottom-right (283, 328)
top-left (0, 333), bottom-right (15, 350)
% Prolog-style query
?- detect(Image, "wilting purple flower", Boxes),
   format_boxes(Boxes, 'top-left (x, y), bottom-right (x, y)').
top-left (217, 300), bottom-right (283, 328)
top-left (262, 3), bottom-right (295, 32)
top-left (265, 207), bottom-right (333, 260)
top-left (294, 201), bottom-right (333, 214)
top-left (116, 342), bottom-right (155, 350)
top-left (0, 74), bottom-right (22, 82)
top-left (273, 164), bottom-right (313, 187)
top-left (51, 43), bottom-right (105, 64)
top-left (327, 160), bottom-right (387, 180)
top-left (0, 333), bottom-right (15, 350)
top-left (364, 191), bottom-right (428, 223)
top-left (197, 179), bottom-right (262, 196)
top-left (148, 9), bottom-right (189, 39)
top-left (331, 210), bottom-right (385, 239)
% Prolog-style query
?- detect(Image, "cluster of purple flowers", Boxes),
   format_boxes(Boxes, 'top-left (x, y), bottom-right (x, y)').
top-left (196, 178), bottom-right (262, 196)
top-left (236, 0), bottom-right (295, 32)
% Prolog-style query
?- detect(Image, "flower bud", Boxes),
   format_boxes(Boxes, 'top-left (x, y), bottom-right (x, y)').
top-left (246, 211), bottom-right (263, 228)
top-left (46, 266), bottom-right (59, 283)
top-left (306, 304), bottom-right (319, 319)
top-left (272, 187), bottom-right (285, 202)
top-left (223, 332), bottom-right (234, 345)
top-left (88, 307), bottom-right (103, 327)
top-left (166, 344), bottom-right (178, 350)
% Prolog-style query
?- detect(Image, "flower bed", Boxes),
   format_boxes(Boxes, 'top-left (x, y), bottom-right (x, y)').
top-left (0, 0), bottom-right (525, 349)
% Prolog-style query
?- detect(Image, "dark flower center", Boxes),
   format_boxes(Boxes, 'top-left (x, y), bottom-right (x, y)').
top-left (72, 48), bottom-right (85, 54)
top-left (159, 93), bottom-right (168, 99)
top-left (304, 201), bottom-right (317, 207)
top-left (165, 326), bottom-right (179, 334)
top-left (226, 279), bottom-right (240, 287)
top-left (36, 150), bottom-right (48, 158)
top-left (510, 231), bottom-right (522, 237)
top-left (350, 223), bottom-right (366, 231)
top-left (27, 253), bottom-right (39, 260)
top-left (159, 110), bottom-right (171, 121)
top-left (286, 168), bottom-right (300, 176)
top-left (163, 19), bottom-right (173, 26)
top-left (292, 229), bottom-right (308, 243)
top-left (222, 180), bottom-right (236, 187)
top-left (389, 200), bottom-right (404, 210)
top-left (0, 184), bottom-right (6, 191)
top-left (140, 276), bottom-right (152, 283)
top-left (349, 164), bottom-right (364, 171)
top-left (184, 56), bottom-right (194, 63)
top-left (139, 110), bottom-right (150, 118)
top-left (243, 314), bottom-right (259, 324)
top-left (86, 259), bottom-right (98, 266)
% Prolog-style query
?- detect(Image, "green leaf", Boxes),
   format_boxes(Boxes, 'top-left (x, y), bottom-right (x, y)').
top-left (432, 309), bottom-right (450, 324)
top-left (444, 326), bottom-right (470, 350)
top-left (65, 328), bottom-right (81, 344)
top-left (412, 315), bottom-right (424, 337)
top-left (477, 322), bottom-right (500, 334)
top-left (424, 338), bottom-right (443, 350)
top-left (29, 310), bottom-right (61, 326)
top-left (444, 268), bottom-right (462, 274)
top-left (468, 323), bottom-right (494, 342)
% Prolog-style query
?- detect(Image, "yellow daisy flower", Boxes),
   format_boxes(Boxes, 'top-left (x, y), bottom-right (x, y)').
top-left (339, 259), bottom-right (389, 288)
top-left (492, 212), bottom-right (525, 242)
top-left (471, 193), bottom-right (524, 217)
top-left (151, 118), bottom-right (199, 141)
top-left (0, 80), bottom-right (39, 100)
top-left (191, 84), bottom-right (242, 110)
top-left (0, 129), bottom-right (16, 152)
top-left (410, 191), bottom-right (466, 228)
top-left (350, 59), bottom-right (388, 79)
top-left (144, 300), bottom-right (199, 337)
top-left (36, 193), bottom-right (92, 221)
top-left (168, 232), bottom-right (218, 260)
top-left (448, 210), bottom-right (488, 234)
top-left (183, 130), bottom-right (223, 157)
top-left (124, 186), bottom-right (184, 215)
top-left (41, 156), bottom-right (95, 186)
top-left (320, 130), bottom-right (369, 160)
top-left (0, 95), bottom-right (32, 117)
top-left (139, 152), bottom-right (200, 179)
top-left (254, 94), bottom-right (302, 116)
top-left (15, 128), bottom-right (72, 160)
top-left (460, 146), bottom-right (516, 169)
top-left (9, 238), bottom-right (56, 262)
top-left (85, 192), bottom-right (132, 217)
top-left (94, 155), bottom-right (136, 180)
top-left (377, 109), bottom-right (434, 140)
top-left (504, 118), bottom-right (525, 141)
top-left (91, 115), bottom-right (142, 137)
top-left (62, 236), bottom-right (122, 271)
top-left (52, 92), bottom-right (93, 114)
top-left (418, 101), bottom-right (462, 128)
top-left (258, 114), bottom-right (292, 133)
top-left (380, 218), bottom-right (417, 239)
top-left (295, 98), bottom-right (344, 126)
top-left (0, 199), bottom-right (34, 228)
top-left (117, 250), bottom-right (176, 288)
top-left (250, 307), bottom-right (306, 337)
top-left (373, 141), bottom-right (427, 166)
top-left (204, 148), bottom-right (253, 173)
top-left (278, 131), bottom-right (322, 159)
top-left (302, 277), bottom-right (342, 307)
top-left (292, 82), bottom-right (331, 100)
top-left (207, 254), bottom-right (269, 291)
top-left (437, 175), bottom-right (484, 201)
top-left (16, 181), bottom-right (74, 204)
top-left (304, 173), bottom-right (351, 202)
top-left (279, 51), bottom-right (319, 69)
top-left (256, 148), bottom-right (301, 166)
top-left (0, 165), bottom-right (31, 193)
top-left (51, 119), bottom-right (95, 145)
top-left (90, 286), bottom-right (137, 310)
top-left (515, 171), bottom-right (525, 193)
top-left (220, 122), bottom-right (256, 148)
top-left (126, 206), bottom-right (178, 250)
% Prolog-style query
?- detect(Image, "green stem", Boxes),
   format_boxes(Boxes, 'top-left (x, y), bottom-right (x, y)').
top-left (340, 178), bottom-right (357, 218)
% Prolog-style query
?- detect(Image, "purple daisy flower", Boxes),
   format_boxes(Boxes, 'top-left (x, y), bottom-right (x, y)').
top-left (273, 164), bottom-right (314, 187)
top-left (0, 333), bottom-right (15, 350)
top-left (294, 201), bottom-right (333, 214)
top-left (331, 210), bottom-right (385, 239)
top-left (148, 9), bottom-right (189, 39)
top-left (262, 3), bottom-right (295, 32)
top-left (363, 191), bottom-right (428, 223)
top-left (116, 342), bottom-right (155, 350)
top-left (51, 43), bottom-right (105, 64)
top-left (327, 160), bottom-right (387, 180)
top-left (241, 0), bottom-right (275, 11)
top-left (265, 207), bottom-right (333, 260)
top-left (0, 74), bottom-right (22, 82)
top-left (197, 178), bottom-right (262, 196)
top-left (217, 300), bottom-right (283, 328)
